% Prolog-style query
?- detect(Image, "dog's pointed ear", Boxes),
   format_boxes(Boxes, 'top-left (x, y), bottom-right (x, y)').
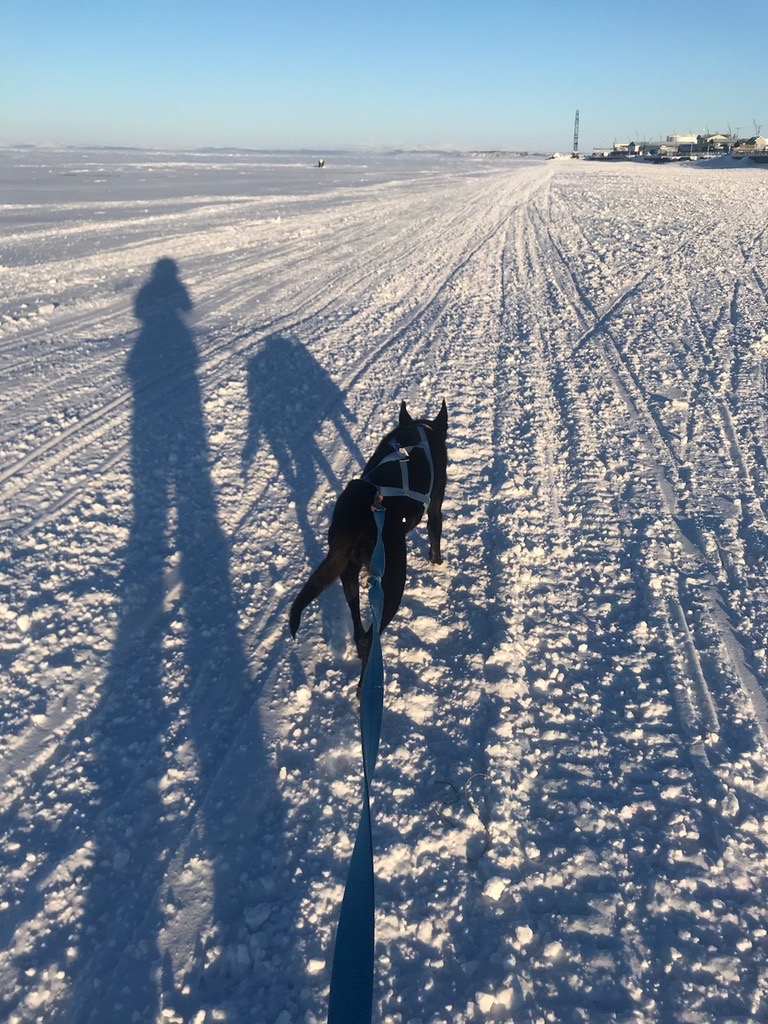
top-left (399, 401), bottom-right (413, 426)
top-left (433, 399), bottom-right (448, 433)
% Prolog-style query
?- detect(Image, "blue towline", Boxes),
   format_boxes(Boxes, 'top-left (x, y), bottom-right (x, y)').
top-left (327, 497), bottom-right (387, 1024)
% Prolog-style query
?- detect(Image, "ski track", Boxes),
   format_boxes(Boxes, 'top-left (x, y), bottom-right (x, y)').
top-left (2, 149), bottom-right (768, 1024)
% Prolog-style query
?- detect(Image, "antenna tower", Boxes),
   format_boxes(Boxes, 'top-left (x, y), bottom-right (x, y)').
top-left (572, 108), bottom-right (580, 158)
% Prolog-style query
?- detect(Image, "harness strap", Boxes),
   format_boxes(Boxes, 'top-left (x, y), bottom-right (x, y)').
top-left (362, 425), bottom-right (434, 510)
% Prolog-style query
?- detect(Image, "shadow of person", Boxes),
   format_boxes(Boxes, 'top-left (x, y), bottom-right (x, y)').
top-left (64, 260), bottom-right (299, 1022)
top-left (242, 334), bottom-right (362, 564)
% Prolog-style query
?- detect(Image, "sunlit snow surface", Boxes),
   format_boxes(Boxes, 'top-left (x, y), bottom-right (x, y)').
top-left (2, 147), bottom-right (768, 1023)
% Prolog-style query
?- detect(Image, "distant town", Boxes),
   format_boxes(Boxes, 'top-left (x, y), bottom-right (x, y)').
top-left (468, 130), bottom-right (768, 165)
top-left (587, 131), bottom-right (768, 164)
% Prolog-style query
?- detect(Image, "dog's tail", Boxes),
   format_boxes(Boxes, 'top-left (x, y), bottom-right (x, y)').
top-left (289, 479), bottom-right (374, 638)
top-left (288, 546), bottom-right (349, 638)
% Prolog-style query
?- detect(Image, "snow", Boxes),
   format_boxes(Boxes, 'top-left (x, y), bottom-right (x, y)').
top-left (2, 145), bottom-right (768, 1023)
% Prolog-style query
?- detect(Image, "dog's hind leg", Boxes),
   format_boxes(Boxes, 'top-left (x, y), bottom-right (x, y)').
top-left (340, 562), bottom-right (367, 658)
top-left (354, 525), bottom-right (407, 699)
top-left (380, 523), bottom-right (408, 633)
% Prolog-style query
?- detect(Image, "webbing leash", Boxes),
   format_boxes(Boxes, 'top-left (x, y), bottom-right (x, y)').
top-left (327, 496), bottom-right (386, 1024)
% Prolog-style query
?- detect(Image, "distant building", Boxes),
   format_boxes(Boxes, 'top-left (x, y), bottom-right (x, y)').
top-left (667, 134), bottom-right (698, 156)
top-left (698, 134), bottom-right (731, 154)
top-left (589, 128), bottom-right (765, 162)
top-left (733, 136), bottom-right (768, 154)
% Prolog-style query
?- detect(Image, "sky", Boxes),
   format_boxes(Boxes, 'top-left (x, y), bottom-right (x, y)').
top-left (3, 0), bottom-right (767, 153)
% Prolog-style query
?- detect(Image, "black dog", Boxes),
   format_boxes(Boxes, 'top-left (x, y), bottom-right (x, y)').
top-left (289, 400), bottom-right (448, 660)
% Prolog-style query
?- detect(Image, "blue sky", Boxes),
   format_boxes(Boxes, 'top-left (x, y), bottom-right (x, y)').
top-left (4, 0), bottom-right (766, 152)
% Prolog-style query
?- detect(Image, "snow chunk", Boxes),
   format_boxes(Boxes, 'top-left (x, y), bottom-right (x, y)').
top-left (244, 904), bottom-right (271, 931)
top-left (483, 876), bottom-right (507, 901)
top-left (476, 991), bottom-right (495, 1013)
top-left (543, 939), bottom-right (564, 960)
top-left (112, 848), bottom-right (130, 871)
top-left (295, 685), bottom-right (312, 707)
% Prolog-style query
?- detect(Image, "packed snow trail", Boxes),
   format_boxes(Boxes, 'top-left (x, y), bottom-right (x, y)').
top-left (1, 149), bottom-right (768, 1023)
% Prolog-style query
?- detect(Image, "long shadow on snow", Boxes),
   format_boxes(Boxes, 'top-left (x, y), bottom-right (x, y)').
top-left (242, 332), bottom-right (362, 567)
top-left (56, 259), bottom-right (304, 1023)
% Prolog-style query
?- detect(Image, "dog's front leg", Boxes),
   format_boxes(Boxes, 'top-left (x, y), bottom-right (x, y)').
top-left (427, 503), bottom-right (444, 564)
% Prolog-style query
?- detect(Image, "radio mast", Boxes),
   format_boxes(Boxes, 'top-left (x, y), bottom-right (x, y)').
top-left (572, 108), bottom-right (580, 158)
